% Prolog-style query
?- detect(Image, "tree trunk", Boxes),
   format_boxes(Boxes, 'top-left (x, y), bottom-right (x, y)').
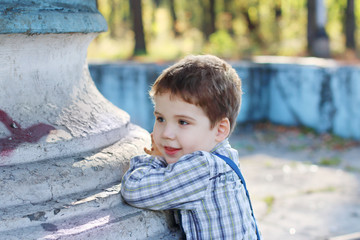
top-left (307, 0), bottom-right (330, 58)
top-left (223, 0), bottom-right (234, 35)
top-left (202, 0), bottom-right (216, 39)
top-left (241, 6), bottom-right (263, 46)
top-left (345, 0), bottom-right (356, 49)
top-left (307, 0), bottom-right (316, 53)
top-left (274, 0), bottom-right (282, 43)
top-left (209, 0), bottom-right (216, 35)
top-left (130, 0), bottom-right (147, 56)
top-left (169, 0), bottom-right (180, 36)
top-left (108, 0), bottom-right (117, 38)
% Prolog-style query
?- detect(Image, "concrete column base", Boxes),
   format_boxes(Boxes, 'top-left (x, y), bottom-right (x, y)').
top-left (0, 31), bottom-right (179, 240)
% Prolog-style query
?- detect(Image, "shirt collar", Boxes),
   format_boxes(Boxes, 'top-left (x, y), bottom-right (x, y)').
top-left (210, 139), bottom-right (230, 154)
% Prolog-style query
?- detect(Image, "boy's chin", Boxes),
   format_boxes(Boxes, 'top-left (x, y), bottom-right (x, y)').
top-left (164, 156), bottom-right (179, 165)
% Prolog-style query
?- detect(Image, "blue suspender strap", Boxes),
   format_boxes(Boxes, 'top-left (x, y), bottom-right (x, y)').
top-left (214, 153), bottom-right (261, 240)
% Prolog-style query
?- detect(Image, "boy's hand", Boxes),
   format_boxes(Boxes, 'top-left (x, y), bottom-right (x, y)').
top-left (144, 133), bottom-right (162, 156)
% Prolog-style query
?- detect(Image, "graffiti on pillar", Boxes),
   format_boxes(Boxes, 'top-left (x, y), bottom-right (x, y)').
top-left (0, 110), bottom-right (55, 157)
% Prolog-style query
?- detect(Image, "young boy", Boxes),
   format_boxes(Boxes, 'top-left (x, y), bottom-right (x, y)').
top-left (121, 55), bottom-right (261, 239)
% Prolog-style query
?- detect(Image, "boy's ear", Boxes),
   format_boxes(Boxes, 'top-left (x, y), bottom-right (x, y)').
top-left (215, 118), bottom-right (230, 142)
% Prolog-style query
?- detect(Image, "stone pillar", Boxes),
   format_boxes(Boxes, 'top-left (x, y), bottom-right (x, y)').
top-left (0, 1), bottom-right (177, 239)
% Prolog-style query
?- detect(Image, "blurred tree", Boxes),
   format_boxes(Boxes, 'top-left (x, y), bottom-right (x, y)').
top-left (154, 0), bottom-right (161, 7)
top-left (108, 0), bottom-right (117, 38)
top-left (242, 8), bottom-right (258, 33)
top-left (307, 0), bottom-right (330, 58)
top-left (168, 0), bottom-right (180, 36)
top-left (130, 0), bottom-right (147, 55)
top-left (273, 0), bottom-right (282, 43)
top-left (90, 0), bottom-right (358, 60)
top-left (274, 0), bottom-right (282, 20)
top-left (345, 0), bottom-right (356, 50)
top-left (240, 1), bottom-right (263, 47)
top-left (209, 0), bottom-right (216, 35)
top-left (223, 0), bottom-right (234, 35)
top-left (201, 0), bottom-right (216, 39)
top-left (307, 0), bottom-right (316, 54)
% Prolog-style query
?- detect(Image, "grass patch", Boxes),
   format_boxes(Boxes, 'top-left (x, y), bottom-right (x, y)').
top-left (323, 134), bottom-right (359, 150)
top-left (305, 186), bottom-right (337, 194)
top-left (245, 145), bottom-right (255, 151)
top-left (344, 165), bottom-right (360, 173)
top-left (299, 126), bottom-right (317, 135)
top-left (264, 160), bottom-right (274, 168)
top-left (262, 195), bottom-right (275, 214)
top-left (325, 136), bottom-right (348, 150)
top-left (288, 144), bottom-right (307, 151)
top-left (319, 156), bottom-right (341, 166)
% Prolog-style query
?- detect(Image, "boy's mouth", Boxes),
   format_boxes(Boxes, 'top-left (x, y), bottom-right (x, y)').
top-left (164, 146), bottom-right (181, 156)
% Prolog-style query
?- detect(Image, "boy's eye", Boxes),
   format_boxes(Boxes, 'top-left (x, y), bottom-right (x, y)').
top-left (179, 120), bottom-right (189, 125)
top-left (156, 116), bottom-right (165, 122)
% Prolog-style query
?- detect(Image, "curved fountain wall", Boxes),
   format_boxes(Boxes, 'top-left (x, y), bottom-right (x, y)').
top-left (90, 57), bottom-right (360, 140)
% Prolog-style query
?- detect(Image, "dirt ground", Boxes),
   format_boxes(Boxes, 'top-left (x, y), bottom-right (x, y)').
top-left (229, 123), bottom-right (360, 240)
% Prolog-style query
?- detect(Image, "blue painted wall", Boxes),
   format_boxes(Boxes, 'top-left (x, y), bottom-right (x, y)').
top-left (89, 61), bottom-right (360, 140)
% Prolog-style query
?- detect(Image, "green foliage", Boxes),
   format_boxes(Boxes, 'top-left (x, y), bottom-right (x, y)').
top-left (205, 30), bottom-right (237, 58)
top-left (262, 195), bottom-right (275, 214)
top-left (319, 157), bottom-right (341, 166)
top-left (344, 165), bottom-right (360, 173)
top-left (89, 0), bottom-right (359, 61)
top-left (288, 144), bottom-right (307, 151)
top-left (304, 186), bottom-right (337, 194)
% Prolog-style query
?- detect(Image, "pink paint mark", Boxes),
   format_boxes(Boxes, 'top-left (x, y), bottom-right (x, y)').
top-left (0, 109), bottom-right (55, 157)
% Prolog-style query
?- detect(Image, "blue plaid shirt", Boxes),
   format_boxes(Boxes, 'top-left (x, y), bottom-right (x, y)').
top-left (121, 140), bottom-right (260, 239)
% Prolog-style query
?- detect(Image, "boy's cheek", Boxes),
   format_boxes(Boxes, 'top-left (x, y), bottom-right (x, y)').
top-left (152, 132), bottom-right (161, 148)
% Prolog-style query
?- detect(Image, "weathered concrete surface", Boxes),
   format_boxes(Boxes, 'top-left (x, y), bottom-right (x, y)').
top-left (0, 124), bottom-right (145, 215)
top-left (230, 124), bottom-right (360, 239)
top-left (0, 33), bottom-right (130, 165)
top-left (0, 128), bottom-right (179, 240)
top-left (0, 36), bottom-right (178, 239)
top-left (0, 0), bottom-right (179, 238)
top-left (1, 206), bottom-right (178, 240)
top-left (0, 0), bottom-right (107, 34)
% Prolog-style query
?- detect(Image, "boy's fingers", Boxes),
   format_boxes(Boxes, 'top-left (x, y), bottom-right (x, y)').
top-left (144, 133), bottom-right (162, 156)
top-left (144, 147), bottom-right (153, 155)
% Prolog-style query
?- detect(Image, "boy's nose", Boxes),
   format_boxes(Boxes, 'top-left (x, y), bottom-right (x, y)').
top-left (161, 124), bottom-right (175, 139)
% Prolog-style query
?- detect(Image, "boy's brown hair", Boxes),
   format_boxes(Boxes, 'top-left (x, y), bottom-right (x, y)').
top-left (150, 55), bottom-right (242, 134)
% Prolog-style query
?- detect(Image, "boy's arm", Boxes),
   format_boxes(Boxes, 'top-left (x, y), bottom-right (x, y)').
top-left (121, 152), bottom-right (209, 210)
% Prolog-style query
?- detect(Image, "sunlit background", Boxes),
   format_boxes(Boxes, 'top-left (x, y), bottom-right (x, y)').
top-left (88, 0), bottom-right (359, 62)
top-left (86, 3), bottom-right (360, 238)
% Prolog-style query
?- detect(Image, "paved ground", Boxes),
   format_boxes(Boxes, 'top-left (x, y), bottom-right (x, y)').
top-left (229, 123), bottom-right (360, 240)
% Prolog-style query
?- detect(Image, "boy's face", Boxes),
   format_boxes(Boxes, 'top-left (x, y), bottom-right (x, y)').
top-left (152, 92), bottom-right (220, 164)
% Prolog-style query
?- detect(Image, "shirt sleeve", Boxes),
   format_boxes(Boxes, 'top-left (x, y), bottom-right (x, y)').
top-left (120, 152), bottom-right (210, 210)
